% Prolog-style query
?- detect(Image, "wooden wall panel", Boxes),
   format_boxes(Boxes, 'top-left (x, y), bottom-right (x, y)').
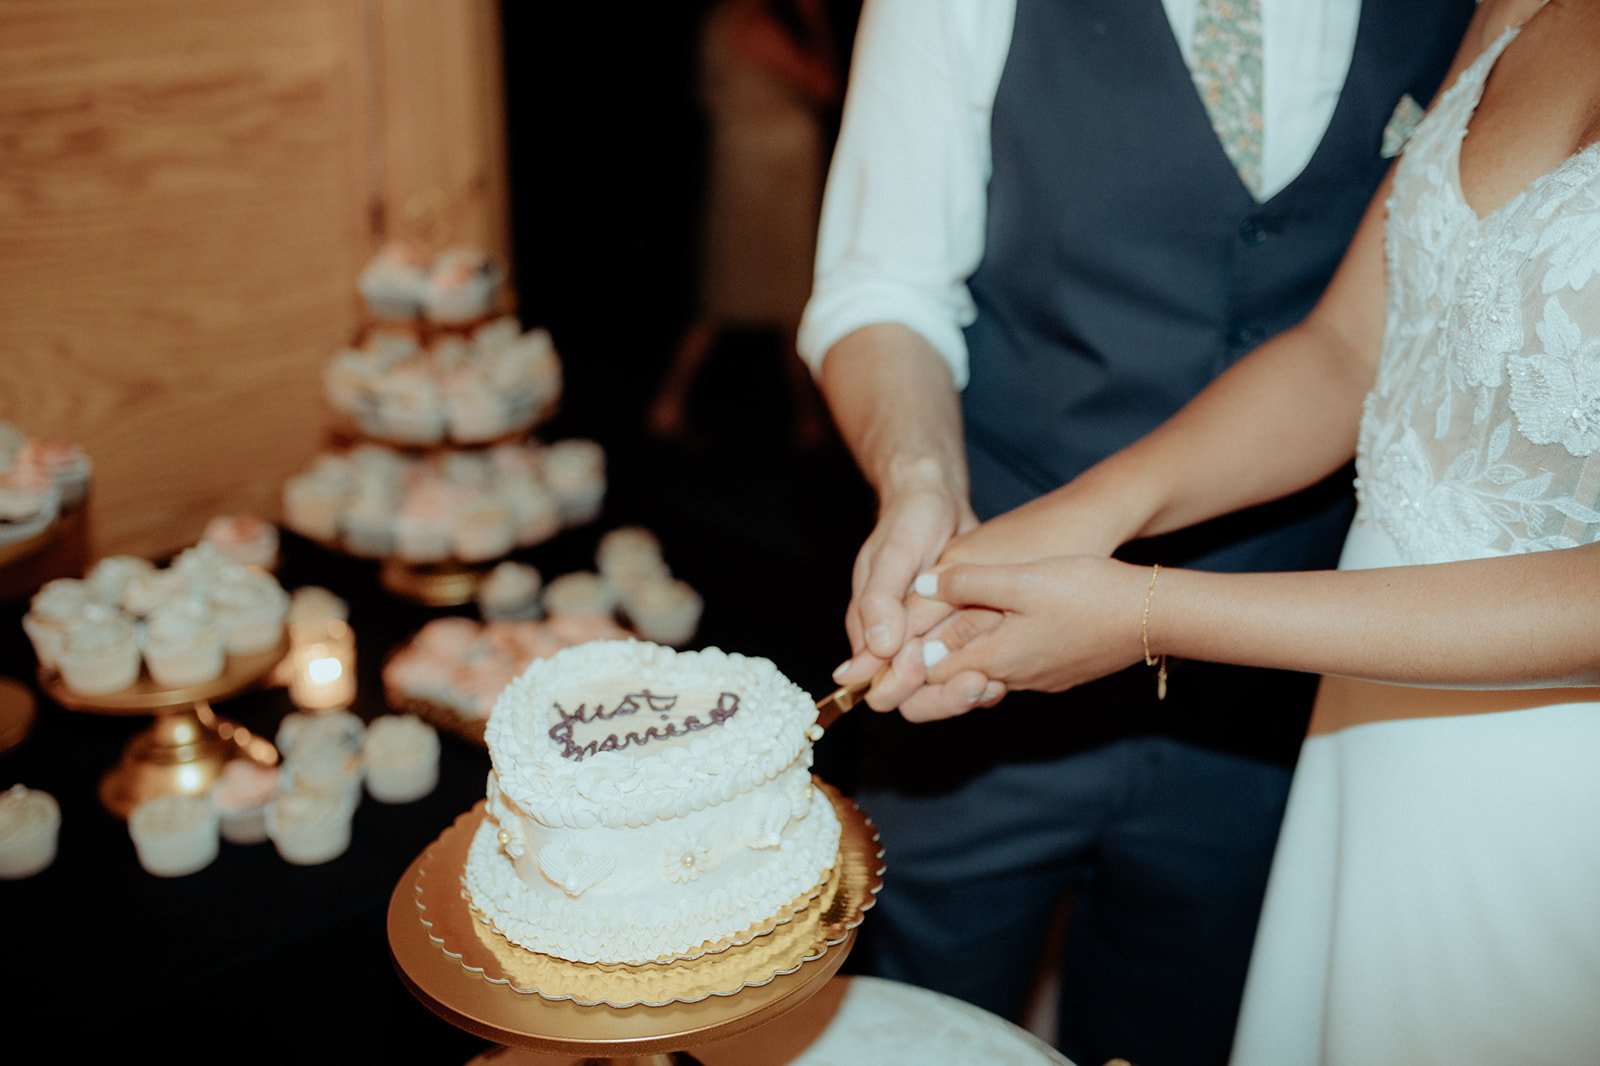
top-left (0, 0), bottom-right (511, 566)
top-left (372, 0), bottom-right (511, 271)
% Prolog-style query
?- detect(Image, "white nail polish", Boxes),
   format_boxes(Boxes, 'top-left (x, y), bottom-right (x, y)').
top-left (832, 661), bottom-right (851, 681)
top-left (912, 572), bottom-right (939, 598)
top-left (922, 640), bottom-right (948, 668)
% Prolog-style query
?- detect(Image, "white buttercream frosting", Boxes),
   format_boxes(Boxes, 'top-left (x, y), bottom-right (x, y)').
top-left (467, 639), bottom-right (841, 965)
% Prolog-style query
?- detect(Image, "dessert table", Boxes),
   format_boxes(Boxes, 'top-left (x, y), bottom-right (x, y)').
top-left (0, 434), bottom-right (881, 1062)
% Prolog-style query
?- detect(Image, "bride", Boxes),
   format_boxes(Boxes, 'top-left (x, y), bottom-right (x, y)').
top-left (844, 0), bottom-right (1600, 1060)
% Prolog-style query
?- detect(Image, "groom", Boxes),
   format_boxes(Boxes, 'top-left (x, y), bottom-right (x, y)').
top-left (799, 1), bottom-right (1475, 1063)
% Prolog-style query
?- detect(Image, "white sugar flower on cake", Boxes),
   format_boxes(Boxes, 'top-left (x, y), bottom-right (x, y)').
top-left (663, 833), bottom-right (712, 884)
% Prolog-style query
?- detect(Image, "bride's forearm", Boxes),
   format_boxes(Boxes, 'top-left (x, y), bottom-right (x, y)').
top-left (981, 311), bottom-right (1374, 560)
top-left (1151, 544), bottom-right (1600, 689)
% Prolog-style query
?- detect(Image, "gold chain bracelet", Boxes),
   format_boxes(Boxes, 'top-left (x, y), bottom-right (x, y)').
top-left (1141, 563), bottom-right (1168, 701)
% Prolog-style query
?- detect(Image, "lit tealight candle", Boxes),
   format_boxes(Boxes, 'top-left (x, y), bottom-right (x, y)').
top-left (288, 619), bottom-right (357, 710)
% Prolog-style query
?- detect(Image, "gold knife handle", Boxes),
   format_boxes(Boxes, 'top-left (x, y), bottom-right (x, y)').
top-left (814, 669), bottom-right (886, 730)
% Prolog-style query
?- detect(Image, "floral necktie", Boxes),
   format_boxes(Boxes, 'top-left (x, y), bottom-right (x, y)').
top-left (1190, 0), bottom-right (1265, 198)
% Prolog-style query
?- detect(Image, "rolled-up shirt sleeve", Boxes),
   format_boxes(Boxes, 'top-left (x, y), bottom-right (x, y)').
top-left (796, 0), bottom-right (1013, 391)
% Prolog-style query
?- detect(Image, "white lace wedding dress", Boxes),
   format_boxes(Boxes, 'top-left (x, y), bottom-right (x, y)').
top-left (1230, 22), bottom-right (1600, 1066)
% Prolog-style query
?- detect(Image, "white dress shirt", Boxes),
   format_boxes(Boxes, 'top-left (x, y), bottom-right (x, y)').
top-left (797, 0), bottom-right (1363, 388)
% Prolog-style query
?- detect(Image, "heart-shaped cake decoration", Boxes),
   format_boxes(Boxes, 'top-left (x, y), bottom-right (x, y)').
top-left (746, 792), bottom-right (792, 850)
top-left (537, 838), bottom-right (616, 898)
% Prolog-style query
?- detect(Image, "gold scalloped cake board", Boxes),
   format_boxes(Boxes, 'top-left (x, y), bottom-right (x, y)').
top-left (389, 782), bottom-right (883, 1055)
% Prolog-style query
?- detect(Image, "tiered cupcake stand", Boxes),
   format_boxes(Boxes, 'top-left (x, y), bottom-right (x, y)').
top-left (311, 316), bottom-right (572, 609)
top-left (387, 782), bottom-right (884, 1066)
top-left (38, 637), bottom-right (286, 819)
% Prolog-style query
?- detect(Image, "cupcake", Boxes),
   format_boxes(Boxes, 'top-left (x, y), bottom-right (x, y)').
top-left (382, 650), bottom-right (457, 706)
top-left (128, 794), bottom-right (220, 877)
top-left (373, 368), bottom-right (445, 445)
top-left (363, 715), bottom-right (441, 804)
top-left (265, 786), bottom-right (356, 865)
top-left (394, 485), bottom-right (456, 563)
top-left (324, 347), bottom-right (377, 419)
top-left (20, 439), bottom-right (92, 510)
top-left (348, 441), bottom-right (411, 487)
top-left (623, 578), bottom-right (704, 647)
top-left (212, 760), bottom-right (282, 845)
top-left (0, 785), bottom-right (61, 880)
top-left (421, 249), bottom-right (500, 324)
top-left (412, 616), bottom-right (481, 658)
top-left (210, 569), bottom-right (290, 655)
top-left (476, 561), bottom-right (542, 621)
top-left (547, 611), bottom-right (632, 648)
top-left (142, 600), bottom-right (226, 687)
top-left (85, 555), bottom-right (157, 608)
top-left (541, 439), bottom-right (606, 524)
top-left (277, 709), bottom-right (365, 802)
top-left (452, 499), bottom-right (515, 563)
top-left (119, 567), bottom-right (188, 618)
top-left (287, 586), bottom-right (349, 629)
top-left (500, 475), bottom-right (562, 548)
top-left (358, 240), bottom-right (429, 321)
top-left (444, 373), bottom-right (508, 443)
top-left (0, 461), bottom-right (58, 533)
top-left (56, 605), bottom-right (141, 695)
top-left (282, 472), bottom-right (346, 542)
top-left (339, 491), bottom-right (398, 558)
top-left (596, 526), bottom-right (671, 596)
top-left (542, 570), bottom-right (618, 619)
top-left (471, 314), bottom-right (522, 351)
top-left (22, 577), bottom-right (95, 669)
top-left (201, 514), bottom-right (280, 571)
top-left (440, 449), bottom-right (492, 487)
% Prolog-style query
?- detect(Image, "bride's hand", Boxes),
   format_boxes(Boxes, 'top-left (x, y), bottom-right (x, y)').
top-left (860, 497), bottom-right (1133, 717)
top-left (916, 555), bottom-right (1153, 701)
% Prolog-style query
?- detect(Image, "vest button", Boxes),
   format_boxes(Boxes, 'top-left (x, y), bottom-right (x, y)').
top-left (1230, 326), bottom-right (1261, 349)
top-left (1239, 217), bottom-right (1269, 246)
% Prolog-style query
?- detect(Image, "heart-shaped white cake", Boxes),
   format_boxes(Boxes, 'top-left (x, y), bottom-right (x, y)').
top-left (463, 639), bottom-right (841, 965)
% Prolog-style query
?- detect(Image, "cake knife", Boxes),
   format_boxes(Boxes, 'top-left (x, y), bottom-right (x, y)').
top-left (814, 668), bottom-right (886, 730)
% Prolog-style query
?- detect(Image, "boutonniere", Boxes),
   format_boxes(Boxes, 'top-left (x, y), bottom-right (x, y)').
top-left (1381, 93), bottom-right (1425, 159)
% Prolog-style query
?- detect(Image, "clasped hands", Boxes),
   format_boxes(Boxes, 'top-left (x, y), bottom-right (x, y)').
top-left (832, 487), bottom-right (1152, 722)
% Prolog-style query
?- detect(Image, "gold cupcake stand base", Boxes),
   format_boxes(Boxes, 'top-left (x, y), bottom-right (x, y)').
top-left (39, 638), bottom-right (287, 819)
top-left (380, 557), bottom-right (491, 607)
top-left (388, 784), bottom-right (883, 1065)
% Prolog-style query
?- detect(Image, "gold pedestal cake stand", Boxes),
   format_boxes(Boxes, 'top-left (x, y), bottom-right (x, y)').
top-left (40, 638), bottom-right (287, 819)
top-left (388, 783), bottom-right (883, 1065)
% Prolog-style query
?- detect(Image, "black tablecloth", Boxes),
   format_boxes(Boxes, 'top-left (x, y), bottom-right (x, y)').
top-left (2, 433), bottom-right (872, 1060)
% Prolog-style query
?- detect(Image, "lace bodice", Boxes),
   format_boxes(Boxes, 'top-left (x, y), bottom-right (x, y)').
top-left (1355, 25), bottom-right (1600, 563)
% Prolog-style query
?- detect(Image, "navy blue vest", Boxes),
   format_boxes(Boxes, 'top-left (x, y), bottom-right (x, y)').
top-left (959, 0), bottom-right (1474, 760)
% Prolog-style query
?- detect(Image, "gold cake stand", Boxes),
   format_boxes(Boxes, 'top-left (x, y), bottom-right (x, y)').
top-left (40, 637), bottom-right (287, 818)
top-left (388, 783), bottom-right (883, 1065)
